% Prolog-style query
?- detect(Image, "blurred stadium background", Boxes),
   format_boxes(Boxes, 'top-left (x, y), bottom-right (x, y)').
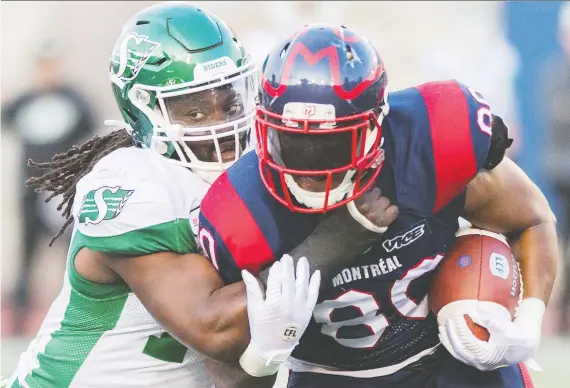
top-left (1, 1), bottom-right (569, 387)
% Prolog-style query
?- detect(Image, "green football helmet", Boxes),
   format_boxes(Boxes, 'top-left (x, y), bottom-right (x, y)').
top-left (107, 2), bottom-right (257, 182)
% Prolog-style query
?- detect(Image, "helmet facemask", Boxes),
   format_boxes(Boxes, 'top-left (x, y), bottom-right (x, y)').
top-left (256, 97), bottom-right (389, 213)
top-left (126, 59), bottom-right (257, 183)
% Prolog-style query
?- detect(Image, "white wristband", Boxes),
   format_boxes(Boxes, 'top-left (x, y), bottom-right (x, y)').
top-left (347, 200), bottom-right (387, 234)
top-left (516, 298), bottom-right (546, 330)
top-left (239, 344), bottom-right (290, 377)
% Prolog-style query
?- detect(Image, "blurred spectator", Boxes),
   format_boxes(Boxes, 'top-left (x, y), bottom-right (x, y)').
top-left (540, 3), bottom-right (570, 334)
top-left (1, 38), bottom-right (95, 334)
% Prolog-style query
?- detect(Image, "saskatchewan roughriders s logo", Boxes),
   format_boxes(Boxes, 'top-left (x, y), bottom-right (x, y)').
top-left (110, 32), bottom-right (160, 84)
top-left (79, 186), bottom-right (134, 225)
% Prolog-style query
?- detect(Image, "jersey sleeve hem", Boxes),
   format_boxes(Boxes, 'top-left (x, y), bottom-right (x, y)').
top-left (75, 218), bottom-right (196, 255)
top-left (67, 232), bottom-right (131, 300)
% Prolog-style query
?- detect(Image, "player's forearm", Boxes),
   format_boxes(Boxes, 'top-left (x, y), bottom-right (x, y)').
top-left (146, 286), bottom-right (249, 363)
top-left (163, 283), bottom-right (249, 363)
top-left (108, 251), bottom-right (250, 363)
top-left (202, 282), bottom-right (251, 362)
top-left (510, 218), bottom-right (558, 304)
top-left (463, 159), bottom-right (558, 305)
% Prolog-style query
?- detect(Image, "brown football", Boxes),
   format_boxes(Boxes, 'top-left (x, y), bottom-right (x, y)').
top-left (429, 228), bottom-right (522, 341)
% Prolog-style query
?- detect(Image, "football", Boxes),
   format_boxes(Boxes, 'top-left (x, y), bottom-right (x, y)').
top-left (429, 228), bottom-right (522, 341)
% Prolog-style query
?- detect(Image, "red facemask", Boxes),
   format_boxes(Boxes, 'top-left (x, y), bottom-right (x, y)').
top-left (255, 106), bottom-right (385, 213)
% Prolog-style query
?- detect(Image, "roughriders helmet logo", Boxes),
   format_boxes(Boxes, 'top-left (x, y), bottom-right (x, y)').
top-left (110, 32), bottom-right (160, 83)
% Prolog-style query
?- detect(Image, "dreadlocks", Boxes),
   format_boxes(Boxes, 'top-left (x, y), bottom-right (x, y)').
top-left (26, 129), bottom-right (134, 246)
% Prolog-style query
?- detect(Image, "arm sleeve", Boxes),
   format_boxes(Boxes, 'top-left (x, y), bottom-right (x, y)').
top-left (483, 114), bottom-right (513, 170)
top-left (200, 202), bottom-right (383, 287)
top-left (256, 206), bottom-right (382, 288)
top-left (199, 173), bottom-right (384, 286)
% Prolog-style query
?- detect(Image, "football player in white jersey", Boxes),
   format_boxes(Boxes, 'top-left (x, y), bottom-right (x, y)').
top-left (8, 3), bottom-right (323, 387)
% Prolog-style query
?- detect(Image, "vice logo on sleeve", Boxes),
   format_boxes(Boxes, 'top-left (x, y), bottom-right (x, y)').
top-left (79, 186), bottom-right (134, 225)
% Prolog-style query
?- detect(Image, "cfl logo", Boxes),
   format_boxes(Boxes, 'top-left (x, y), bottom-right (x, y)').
top-left (281, 325), bottom-right (300, 341)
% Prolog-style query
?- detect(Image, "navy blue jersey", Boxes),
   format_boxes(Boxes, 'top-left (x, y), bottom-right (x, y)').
top-left (199, 80), bottom-right (492, 370)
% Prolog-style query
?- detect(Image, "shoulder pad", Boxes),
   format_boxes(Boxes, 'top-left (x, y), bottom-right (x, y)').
top-left (72, 148), bottom-right (200, 255)
top-left (415, 81), bottom-right (493, 213)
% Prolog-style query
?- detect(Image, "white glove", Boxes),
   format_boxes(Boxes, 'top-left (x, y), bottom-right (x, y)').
top-left (239, 254), bottom-right (321, 377)
top-left (439, 298), bottom-right (545, 371)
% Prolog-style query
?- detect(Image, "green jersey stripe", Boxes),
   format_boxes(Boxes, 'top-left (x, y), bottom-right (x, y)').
top-left (75, 218), bottom-right (196, 256)
top-left (24, 290), bottom-right (129, 387)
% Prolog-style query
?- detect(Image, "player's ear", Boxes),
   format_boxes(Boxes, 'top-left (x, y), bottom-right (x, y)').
top-left (483, 114), bottom-right (513, 171)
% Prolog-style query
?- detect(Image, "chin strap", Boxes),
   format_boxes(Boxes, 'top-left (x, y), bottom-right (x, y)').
top-left (346, 182), bottom-right (387, 234)
top-left (104, 119), bottom-right (134, 135)
top-left (104, 120), bottom-right (140, 148)
top-left (346, 200), bottom-right (387, 234)
top-left (104, 120), bottom-right (230, 186)
top-left (284, 170), bottom-right (356, 210)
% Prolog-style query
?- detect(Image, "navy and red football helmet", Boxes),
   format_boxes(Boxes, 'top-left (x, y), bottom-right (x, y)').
top-left (255, 24), bottom-right (389, 213)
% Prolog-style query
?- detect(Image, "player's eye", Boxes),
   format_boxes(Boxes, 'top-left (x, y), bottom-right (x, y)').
top-left (226, 103), bottom-right (243, 116)
top-left (187, 110), bottom-right (206, 120)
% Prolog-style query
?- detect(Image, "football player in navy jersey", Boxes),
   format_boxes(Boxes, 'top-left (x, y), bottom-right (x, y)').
top-left (198, 24), bottom-right (558, 387)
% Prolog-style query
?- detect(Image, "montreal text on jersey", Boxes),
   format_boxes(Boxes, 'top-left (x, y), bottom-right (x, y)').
top-left (331, 256), bottom-right (403, 287)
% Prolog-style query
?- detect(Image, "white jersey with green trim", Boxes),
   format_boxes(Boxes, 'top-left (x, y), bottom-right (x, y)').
top-left (10, 147), bottom-right (215, 388)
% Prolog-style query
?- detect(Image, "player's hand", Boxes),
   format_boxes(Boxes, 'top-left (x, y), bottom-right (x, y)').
top-left (239, 254), bottom-right (321, 377)
top-left (439, 298), bottom-right (545, 371)
top-left (347, 187), bottom-right (399, 233)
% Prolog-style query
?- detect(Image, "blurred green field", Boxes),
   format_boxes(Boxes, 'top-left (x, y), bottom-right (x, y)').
top-left (2, 337), bottom-right (569, 387)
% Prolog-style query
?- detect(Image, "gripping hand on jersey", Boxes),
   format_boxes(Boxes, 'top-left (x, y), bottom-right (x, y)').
top-left (239, 254), bottom-right (321, 377)
top-left (347, 187), bottom-right (399, 234)
top-left (439, 298), bottom-right (545, 371)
